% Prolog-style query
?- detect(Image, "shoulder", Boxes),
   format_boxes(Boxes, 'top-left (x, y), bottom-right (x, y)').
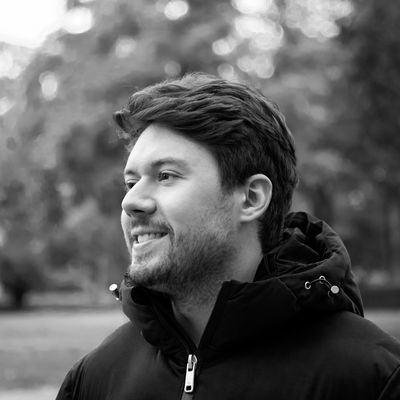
top-left (82, 321), bottom-right (149, 371)
top-left (301, 311), bottom-right (400, 364)
top-left (89, 321), bottom-right (139, 357)
top-left (296, 311), bottom-right (400, 399)
top-left (319, 311), bottom-right (400, 358)
top-left (56, 322), bottom-right (149, 400)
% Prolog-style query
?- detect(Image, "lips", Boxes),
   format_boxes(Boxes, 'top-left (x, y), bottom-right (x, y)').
top-left (131, 231), bottom-right (169, 252)
top-left (134, 232), bottom-right (167, 244)
top-left (130, 225), bottom-right (169, 247)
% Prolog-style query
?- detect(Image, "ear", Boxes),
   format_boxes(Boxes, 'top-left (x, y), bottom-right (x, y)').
top-left (239, 174), bottom-right (272, 223)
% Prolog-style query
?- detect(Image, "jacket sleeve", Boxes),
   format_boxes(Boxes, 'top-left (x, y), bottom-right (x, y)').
top-left (378, 364), bottom-right (400, 400)
top-left (55, 358), bottom-right (85, 400)
top-left (55, 370), bottom-right (73, 400)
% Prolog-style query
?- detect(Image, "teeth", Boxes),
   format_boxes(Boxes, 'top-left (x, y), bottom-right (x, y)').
top-left (136, 233), bottom-right (165, 244)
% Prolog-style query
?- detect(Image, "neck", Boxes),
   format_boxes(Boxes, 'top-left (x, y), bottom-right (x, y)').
top-left (171, 247), bottom-right (263, 347)
top-left (171, 295), bottom-right (217, 347)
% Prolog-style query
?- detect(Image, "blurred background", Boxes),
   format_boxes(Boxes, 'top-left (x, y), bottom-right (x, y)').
top-left (1, 0), bottom-right (400, 398)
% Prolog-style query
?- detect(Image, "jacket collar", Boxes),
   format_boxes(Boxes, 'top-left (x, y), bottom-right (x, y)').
top-left (121, 212), bottom-right (363, 362)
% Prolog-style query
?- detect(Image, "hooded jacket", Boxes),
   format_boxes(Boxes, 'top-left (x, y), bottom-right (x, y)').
top-left (56, 212), bottom-right (400, 400)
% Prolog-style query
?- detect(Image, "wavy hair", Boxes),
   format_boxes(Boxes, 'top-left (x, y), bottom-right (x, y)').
top-left (113, 73), bottom-right (298, 252)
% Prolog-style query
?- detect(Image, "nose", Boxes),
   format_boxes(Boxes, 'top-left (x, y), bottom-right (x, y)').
top-left (121, 181), bottom-right (156, 217)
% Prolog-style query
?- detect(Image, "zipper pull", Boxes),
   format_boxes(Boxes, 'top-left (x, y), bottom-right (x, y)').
top-left (184, 354), bottom-right (198, 393)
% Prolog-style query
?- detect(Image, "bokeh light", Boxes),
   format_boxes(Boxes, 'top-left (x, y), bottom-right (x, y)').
top-left (212, 38), bottom-right (236, 56)
top-left (285, 0), bottom-right (353, 40)
top-left (231, 0), bottom-right (273, 15)
top-left (39, 72), bottom-right (59, 101)
top-left (114, 36), bottom-right (137, 58)
top-left (63, 7), bottom-right (94, 35)
top-left (217, 63), bottom-right (236, 80)
top-left (164, 0), bottom-right (189, 20)
top-left (0, 97), bottom-right (14, 116)
top-left (0, 50), bottom-right (23, 79)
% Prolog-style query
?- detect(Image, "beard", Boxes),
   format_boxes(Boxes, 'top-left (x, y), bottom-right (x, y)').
top-left (124, 203), bottom-right (237, 302)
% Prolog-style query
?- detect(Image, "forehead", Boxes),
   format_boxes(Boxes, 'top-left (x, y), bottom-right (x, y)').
top-left (125, 124), bottom-right (218, 173)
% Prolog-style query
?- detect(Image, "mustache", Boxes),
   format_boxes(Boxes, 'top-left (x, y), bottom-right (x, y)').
top-left (127, 216), bottom-right (172, 235)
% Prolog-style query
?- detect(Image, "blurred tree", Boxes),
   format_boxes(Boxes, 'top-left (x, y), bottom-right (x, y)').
top-left (4, 0), bottom-right (393, 305)
top-left (0, 156), bottom-right (48, 307)
top-left (317, 0), bottom-right (400, 280)
top-left (0, 0), bottom-right (239, 304)
top-left (0, 253), bottom-right (44, 308)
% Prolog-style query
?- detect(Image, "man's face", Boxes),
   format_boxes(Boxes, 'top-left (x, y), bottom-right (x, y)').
top-left (121, 124), bottom-right (239, 297)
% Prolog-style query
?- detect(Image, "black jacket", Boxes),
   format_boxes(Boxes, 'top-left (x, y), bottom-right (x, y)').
top-left (56, 212), bottom-right (400, 399)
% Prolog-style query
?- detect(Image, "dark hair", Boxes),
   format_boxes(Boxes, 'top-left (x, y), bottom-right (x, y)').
top-left (113, 73), bottom-right (298, 252)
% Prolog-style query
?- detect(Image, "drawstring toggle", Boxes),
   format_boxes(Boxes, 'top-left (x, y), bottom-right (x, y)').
top-left (304, 275), bottom-right (339, 296)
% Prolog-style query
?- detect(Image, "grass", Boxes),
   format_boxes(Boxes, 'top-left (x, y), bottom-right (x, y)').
top-left (0, 308), bottom-right (399, 399)
top-left (0, 307), bottom-right (126, 399)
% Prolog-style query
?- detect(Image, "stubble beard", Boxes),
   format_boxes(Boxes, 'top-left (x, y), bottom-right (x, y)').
top-left (125, 207), bottom-right (236, 304)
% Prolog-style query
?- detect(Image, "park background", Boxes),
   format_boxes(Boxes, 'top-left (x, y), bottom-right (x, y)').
top-left (1, 0), bottom-right (400, 398)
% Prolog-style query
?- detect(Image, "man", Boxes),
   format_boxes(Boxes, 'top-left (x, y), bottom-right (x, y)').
top-left (56, 73), bottom-right (400, 399)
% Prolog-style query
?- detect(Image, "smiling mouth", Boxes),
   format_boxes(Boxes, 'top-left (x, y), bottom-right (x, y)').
top-left (133, 232), bottom-right (168, 245)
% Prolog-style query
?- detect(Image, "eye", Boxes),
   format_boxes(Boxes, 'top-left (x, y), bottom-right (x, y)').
top-left (158, 171), bottom-right (176, 182)
top-left (124, 180), bottom-right (137, 191)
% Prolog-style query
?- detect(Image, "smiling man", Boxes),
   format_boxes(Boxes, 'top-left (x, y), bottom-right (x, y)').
top-left (121, 126), bottom-right (241, 301)
top-left (56, 73), bottom-right (400, 400)
top-left (120, 123), bottom-right (266, 343)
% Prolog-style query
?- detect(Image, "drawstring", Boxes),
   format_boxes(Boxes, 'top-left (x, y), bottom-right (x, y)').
top-left (304, 275), bottom-right (340, 296)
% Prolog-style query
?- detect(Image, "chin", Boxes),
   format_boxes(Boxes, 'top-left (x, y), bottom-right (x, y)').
top-left (128, 257), bottom-right (168, 288)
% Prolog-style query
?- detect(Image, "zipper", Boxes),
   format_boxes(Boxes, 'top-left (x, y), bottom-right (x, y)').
top-left (184, 354), bottom-right (198, 393)
top-left (149, 298), bottom-right (199, 398)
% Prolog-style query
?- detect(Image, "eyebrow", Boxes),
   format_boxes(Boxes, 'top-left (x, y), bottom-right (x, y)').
top-left (124, 157), bottom-right (191, 176)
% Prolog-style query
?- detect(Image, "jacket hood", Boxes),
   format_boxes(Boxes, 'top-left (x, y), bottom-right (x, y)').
top-left (121, 212), bottom-right (363, 362)
top-left (261, 212), bottom-right (363, 316)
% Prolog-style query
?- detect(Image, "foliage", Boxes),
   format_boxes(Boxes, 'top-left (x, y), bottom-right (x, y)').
top-left (0, 0), bottom-right (236, 306)
top-left (0, 253), bottom-right (45, 308)
top-left (317, 0), bottom-right (400, 277)
top-left (1, 0), bottom-right (400, 307)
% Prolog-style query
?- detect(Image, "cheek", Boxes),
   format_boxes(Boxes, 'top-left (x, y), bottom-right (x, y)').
top-left (163, 198), bottom-right (218, 229)
top-left (158, 182), bottom-right (224, 225)
top-left (121, 211), bottom-right (130, 235)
